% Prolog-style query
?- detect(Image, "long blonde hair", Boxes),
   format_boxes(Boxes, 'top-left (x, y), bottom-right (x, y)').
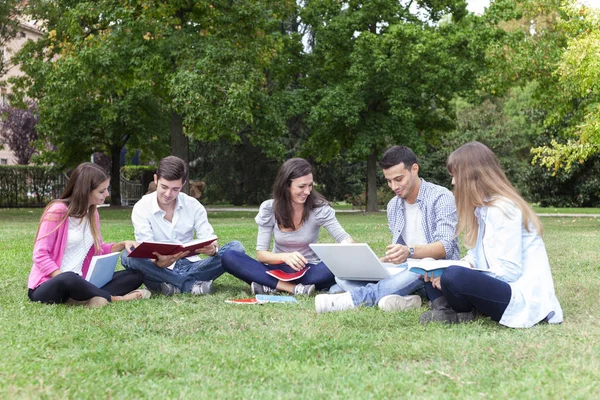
top-left (35, 163), bottom-right (109, 253)
top-left (447, 142), bottom-right (542, 248)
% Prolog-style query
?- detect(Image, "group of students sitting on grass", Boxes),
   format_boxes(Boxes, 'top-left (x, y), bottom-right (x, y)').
top-left (27, 142), bottom-right (563, 328)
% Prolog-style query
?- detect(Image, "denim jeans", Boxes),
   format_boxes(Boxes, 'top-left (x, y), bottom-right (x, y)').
top-left (121, 240), bottom-right (244, 293)
top-left (222, 249), bottom-right (336, 291)
top-left (424, 266), bottom-right (511, 322)
top-left (338, 270), bottom-right (425, 307)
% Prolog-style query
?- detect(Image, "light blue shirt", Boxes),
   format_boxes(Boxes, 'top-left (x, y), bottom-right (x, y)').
top-left (463, 198), bottom-right (563, 328)
top-left (386, 179), bottom-right (459, 260)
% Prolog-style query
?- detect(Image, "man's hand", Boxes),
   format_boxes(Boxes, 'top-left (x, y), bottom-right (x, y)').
top-left (152, 250), bottom-right (190, 268)
top-left (280, 252), bottom-right (308, 271)
top-left (382, 244), bottom-right (411, 264)
top-left (195, 242), bottom-right (218, 256)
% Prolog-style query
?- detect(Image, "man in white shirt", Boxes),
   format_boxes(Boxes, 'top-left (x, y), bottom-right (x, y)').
top-left (316, 145), bottom-right (459, 312)
top-left (121, 156), bottom-right (244, 295)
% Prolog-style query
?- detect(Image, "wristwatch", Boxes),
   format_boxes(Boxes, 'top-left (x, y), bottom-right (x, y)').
top-left (408, 246), bottom-right (415, 258)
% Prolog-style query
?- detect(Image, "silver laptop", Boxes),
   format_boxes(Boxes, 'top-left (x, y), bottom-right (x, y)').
top-left (309, 243), bottom-right (406, 281)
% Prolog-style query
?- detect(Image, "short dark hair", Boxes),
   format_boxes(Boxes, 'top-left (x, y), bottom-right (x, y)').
top-left (156, 156), bottom-right (188, 182)
top-left (379, 146), bottom-right (418, 169)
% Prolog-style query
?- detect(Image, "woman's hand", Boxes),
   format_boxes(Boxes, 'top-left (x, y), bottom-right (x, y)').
top-left (122, 240), bottom-right (138, 253)
top-left (281, 252), bottom-right (308, 271)
top-left (112, 240), bottom-right (139, 254)
top-left (423, 272), bottom-right (442, 290)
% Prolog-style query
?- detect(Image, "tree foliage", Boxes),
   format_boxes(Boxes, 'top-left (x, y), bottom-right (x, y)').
top-left (12, 1), bottom-right (173, 204)
top-left (13, 1), bottom-right (296, 179)
top-left (531, 7), bottom-right (600, 171)
top-left (422, 84), bottom-right (543, 196)
top-left (0, 0), bottom-right (22, 79)
top-left (0, 101), bottom-right (39, 165)
top-left (294, 0), bottom-right (490, 210)
top-left (483, 0), bottom-right (600, 174)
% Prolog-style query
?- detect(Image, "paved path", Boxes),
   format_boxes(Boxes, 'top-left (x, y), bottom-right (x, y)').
top-left (205, 207), bottom-right (599, 217)
top-left (205, 207), bottom-right (362, 213)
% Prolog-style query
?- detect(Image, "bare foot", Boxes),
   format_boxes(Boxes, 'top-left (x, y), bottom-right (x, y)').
top-left (111, 289), bottom-right (151, 302)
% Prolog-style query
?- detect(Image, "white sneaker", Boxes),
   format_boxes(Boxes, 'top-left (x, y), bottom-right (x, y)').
top-left (315, 292), bottom-right (355, 314)
top-left (377, 295), bottom-right (422, 312)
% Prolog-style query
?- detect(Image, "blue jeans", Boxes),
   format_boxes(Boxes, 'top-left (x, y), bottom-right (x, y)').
top-left (222, 250), bottom-right (336, 290)
top-left (338, 270), bottom-right (425, 307)
top-left (121, 241), bottom-right (244, 293)
top-left (424, 266), bottom-right (511, 322)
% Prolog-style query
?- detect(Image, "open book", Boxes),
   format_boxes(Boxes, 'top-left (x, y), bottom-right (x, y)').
top-left (86, 252), bottom-right (120, 288)
top-left (404, 258), bottom-right (471, 278)
top-left (266, 267), bottom-right (310, 281)
top-left (128, 235), bottom-right (218, 259)
top-left (225, 295), bottom-right (299, 305)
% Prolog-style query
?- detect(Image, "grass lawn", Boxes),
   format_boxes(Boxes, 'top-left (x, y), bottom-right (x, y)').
top-left (1, 208), bottom-right (599, 399)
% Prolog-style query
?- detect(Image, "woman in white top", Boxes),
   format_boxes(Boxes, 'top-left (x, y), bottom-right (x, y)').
top-left (420, 142), bottom-right (563, 328)
top-left (222, 158), bottom-right (353, 296)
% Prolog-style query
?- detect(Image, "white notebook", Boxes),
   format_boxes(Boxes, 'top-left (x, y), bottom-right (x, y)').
top-left (86, 252), bottom-right (120, 288)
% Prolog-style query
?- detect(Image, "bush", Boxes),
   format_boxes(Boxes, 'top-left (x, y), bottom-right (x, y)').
top-left (528, 155), bottom-right (600, 207)
top-left (120, 165), bottom-right (156, 181)
top-left (0, 165), bottom-right (67, 207)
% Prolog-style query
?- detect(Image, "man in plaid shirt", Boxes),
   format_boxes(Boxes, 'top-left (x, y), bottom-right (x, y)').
top-left (316, 146), bottom-right (459, 313)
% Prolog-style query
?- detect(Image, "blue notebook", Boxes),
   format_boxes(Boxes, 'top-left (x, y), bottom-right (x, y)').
top-left (85, 252), bottom-right (120, 288)
top-left (404, 259), bottom-right (472, 278)
top-left (255, 295), bottom-right (299, 304)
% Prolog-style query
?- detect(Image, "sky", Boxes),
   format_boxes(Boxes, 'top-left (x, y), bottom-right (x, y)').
top-left (467, 0), bottom-right (600, 15)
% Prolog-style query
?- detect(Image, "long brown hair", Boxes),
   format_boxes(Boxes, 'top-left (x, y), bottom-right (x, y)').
top-left (35, 162), bottom-right (109, 253)
top-left (447, 142), bottom-right (542, 248)
top-left (272, 158), bottom-right (327, 229)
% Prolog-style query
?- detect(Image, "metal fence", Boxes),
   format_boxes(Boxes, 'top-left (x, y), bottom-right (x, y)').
top-left (0, 166), bottom-right (149, 208)
top-left (120, 176), bottom-right (143, 206)
top-left (0, 167), bottom-right (68, 208)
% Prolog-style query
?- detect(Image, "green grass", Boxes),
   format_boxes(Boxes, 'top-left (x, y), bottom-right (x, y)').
top-left (1, 208), bottom-right (599, 399)
top-left (532, 206), bottom-right (600, 214)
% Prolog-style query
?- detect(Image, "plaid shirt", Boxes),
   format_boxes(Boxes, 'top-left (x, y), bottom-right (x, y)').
top-left (386, 179), bottom-right (459, 260)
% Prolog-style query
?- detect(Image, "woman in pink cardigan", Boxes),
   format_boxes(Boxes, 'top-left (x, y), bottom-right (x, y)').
top-left (28, 162), bottom-right (149, 308)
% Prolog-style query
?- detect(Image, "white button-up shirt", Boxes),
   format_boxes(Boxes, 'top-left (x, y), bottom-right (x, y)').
top-left (132, 192), bottom-right (215, 245)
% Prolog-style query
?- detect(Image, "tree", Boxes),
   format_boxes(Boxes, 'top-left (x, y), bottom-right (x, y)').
top-left (422, 83), bottom-right (544, 199)
top-left (296, 0), bottom-right (489, 211)
top-left (0, 0), bottom-right (21, 78)
top-left (482, 1), bottom-right (600, 175)
top-left (14, 1), bottom-right (296, 193)
top-left (0, 101), bottom-right (39, 164)
top-left (531, 7), bottom-right (600, 171)
top-left (12, 2), bottom-right (172, 205)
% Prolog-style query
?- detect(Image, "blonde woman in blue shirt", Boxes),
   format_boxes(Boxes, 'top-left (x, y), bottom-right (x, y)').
top-left (420, 141), bottom-right (563, 328)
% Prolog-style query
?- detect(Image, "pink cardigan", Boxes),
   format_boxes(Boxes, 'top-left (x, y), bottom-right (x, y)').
top-left (28, 202), bottom-right (114, 290)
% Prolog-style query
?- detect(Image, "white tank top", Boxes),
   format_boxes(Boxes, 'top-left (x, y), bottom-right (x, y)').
top-left (60, 217), bottom-right (94, 275)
